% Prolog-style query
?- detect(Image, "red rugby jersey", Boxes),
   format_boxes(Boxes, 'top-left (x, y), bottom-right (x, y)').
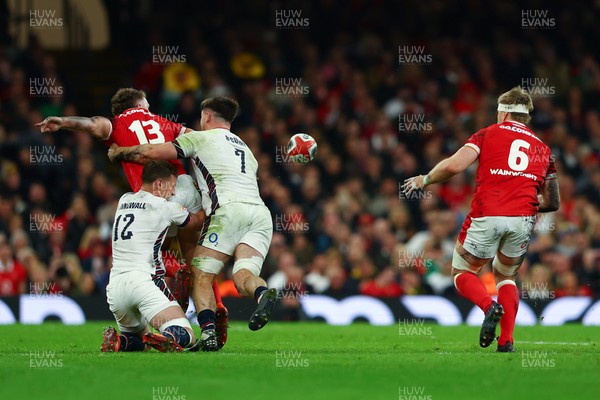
top-left (107, 107), bottom-right (186, 190)
top-left (464, 120), bottom-right (556, 217)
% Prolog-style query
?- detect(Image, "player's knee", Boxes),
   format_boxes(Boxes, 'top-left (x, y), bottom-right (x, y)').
top-left (233, 256), bottom-right (263, 277)
top-left (492, 256), bottom-right (519, 278)
top-left (452, 248), bottom-right (478, 273)
top-left (192, 256), bottom-right (224, 275)
top-left (232, 257), bottom-right (263, 292)
top-left (161, 318), bottom-right (194, 347)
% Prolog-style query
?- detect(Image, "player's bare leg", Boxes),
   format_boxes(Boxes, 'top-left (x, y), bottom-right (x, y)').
top-left (178, 228), bottom-right (229, 348)
top-left (451, 242), bottom-right (504, 348)
top-left (233, 244), bottom-right (279, 331)
top-left (191, 246), bottom-right (228, 351)
top-left (144, 305), bottom-right (195, 352)
top-left (493, 252), bottom-right (523, 353)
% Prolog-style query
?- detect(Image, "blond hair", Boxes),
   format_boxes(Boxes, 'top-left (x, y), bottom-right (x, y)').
top-left (497, 86), bottom-right (533, 124)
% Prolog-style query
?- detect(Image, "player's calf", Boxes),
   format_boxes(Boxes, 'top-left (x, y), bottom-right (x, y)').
top-left (232, 260), bottom-right (279, 331)
top-left (493, 257), bottom-right (521, 349)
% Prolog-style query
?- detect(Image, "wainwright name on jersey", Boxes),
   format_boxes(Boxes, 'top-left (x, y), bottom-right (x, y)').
top-left (111, 191), bottom-right (191, 276)
top-left (172, 128), bottom-right (264, 215)
top-left (108, 108), bottom-right (187, 191)
top-left (465, 120), bottom-right (556, 217)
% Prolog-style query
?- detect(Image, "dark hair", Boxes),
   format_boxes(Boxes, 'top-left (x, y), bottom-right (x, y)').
top-left (200, 96), bottom-right (239, 123)
top-left (141, 161), bottom-right (178, 183)
top-left (111, 88), bottom-right (146, 116)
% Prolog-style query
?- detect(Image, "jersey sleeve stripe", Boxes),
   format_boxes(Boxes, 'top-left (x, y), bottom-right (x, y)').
top-left (151, 275), bottom-right (175, 301)
top-left (199, 213), bottom-right (212, 245)
top-left (192, 156), bottom-right (220, 214)
top-left (172, 140), bottom-right (186, 159)
top-left (152, 226), bottom-right (169, 273)
top-left (464, 143), bottom-right (480, 154)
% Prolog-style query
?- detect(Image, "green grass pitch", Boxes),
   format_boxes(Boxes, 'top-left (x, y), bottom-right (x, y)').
top-left (1, 322), bottom-right (598, 400)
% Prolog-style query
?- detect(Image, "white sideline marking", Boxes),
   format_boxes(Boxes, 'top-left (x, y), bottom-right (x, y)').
top-left (518, 341), bottom-right (591, 346)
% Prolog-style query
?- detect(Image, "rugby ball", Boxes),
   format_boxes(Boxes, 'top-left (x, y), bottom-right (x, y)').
top-left (287, 133), bottom-right (317, 163)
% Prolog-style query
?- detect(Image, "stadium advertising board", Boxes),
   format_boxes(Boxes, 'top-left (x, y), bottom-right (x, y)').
top-left (0, 295), bottom-right (598, 326)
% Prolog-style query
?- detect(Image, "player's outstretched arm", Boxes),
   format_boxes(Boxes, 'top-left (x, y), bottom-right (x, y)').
top-left (403, 145), bottom-right (478, 196)
top-left (181, 210), bottom-right (206, 231)
top-left (108, 143), bottom-right (178, 164)
top-left (36, 116), bottom-right (112, 140)
top-left (538, 177), bottom-right (560, 213)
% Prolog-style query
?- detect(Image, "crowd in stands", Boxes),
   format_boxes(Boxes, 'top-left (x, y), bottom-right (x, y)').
top-left (1, 1), bottom-right (599, 308)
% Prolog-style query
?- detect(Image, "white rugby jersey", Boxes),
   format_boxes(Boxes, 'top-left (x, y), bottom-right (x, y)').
top-left (172, 128), bottom-right (264, 215)
top-left (111, 190), bottom-right (190, 275)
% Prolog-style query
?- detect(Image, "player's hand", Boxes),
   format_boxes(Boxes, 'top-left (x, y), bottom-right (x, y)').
top-left (402, 175), bottom-right (426, 197)
top-left (107, 143), bottom-right (119, 162)
top-left (36, 116), bottom-right (64, 133)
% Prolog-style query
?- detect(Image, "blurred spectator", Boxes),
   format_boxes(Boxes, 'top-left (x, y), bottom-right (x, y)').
top-left (0, 242), bottom-right (27, 295)
top-left (64, 194), bottom-right (93, 254)
top-left (48, 254), bottom-right (82, 296)
top-left (0, 1), bottom-right (599, 299)
top-left (80, 238), bottom-right (109, 294)
top-left (360, 267), bottom-right (402, 297)
top-left (555, 271), bottom-right (593, 297)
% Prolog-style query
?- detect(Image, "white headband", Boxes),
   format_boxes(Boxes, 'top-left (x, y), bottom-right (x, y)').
top-left (497, 103), bottom-right (529, 114)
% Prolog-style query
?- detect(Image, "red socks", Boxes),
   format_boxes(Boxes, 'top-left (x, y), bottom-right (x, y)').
top-left (162, 251), bottom-right (181, 277)
top-left (454, 272), bottom-right (493, 313)
top-left (497, 281), bottom-right (519, 346)
top-left (213, 280), bottom-right (224, 308)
